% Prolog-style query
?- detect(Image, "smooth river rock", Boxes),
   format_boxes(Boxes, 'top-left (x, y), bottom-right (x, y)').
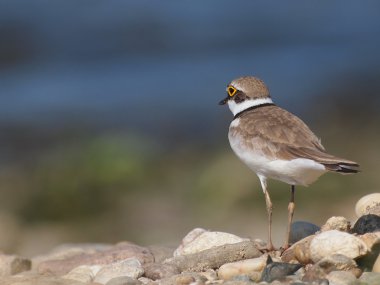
top-left (355, 193), bottom-right (380, 217)
top-left (352, 214), bottom-right (380, 234)
top-left (321, 216), bottom-right (350, 232)
top-left (174, 228), bottom-right (248, 256)
top-left (218, 255), bottom-right (267, 281)
top-left (310, 230), bottom-right (368, 262)
top-left (289, 221), bottom-right (320, 244)
top-left (93, 258), bottom-right (144, 284)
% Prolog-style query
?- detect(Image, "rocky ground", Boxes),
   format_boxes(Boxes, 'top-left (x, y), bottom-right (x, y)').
top-left (1, 193), bottom-right (380, 285)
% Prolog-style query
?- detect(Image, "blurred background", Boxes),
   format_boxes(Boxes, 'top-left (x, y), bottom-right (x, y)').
top-left (0, 1), bottom-right (379, 257)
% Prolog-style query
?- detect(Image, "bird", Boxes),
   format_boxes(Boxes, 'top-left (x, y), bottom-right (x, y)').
top-left (219, 76), bottom-right (359, 251)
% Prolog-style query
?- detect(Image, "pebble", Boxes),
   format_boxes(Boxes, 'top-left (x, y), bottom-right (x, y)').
top-left (0, 254), bottom-right (32, 276)
top-left (316, 254), bottom-right (360, 277)
top-left (359, 272), bottom-right (380, 285)
top-left (260, 256), bottom-right (302, 283)
top-left (63, 264), bottom-right (102, 283)
top-left (143, 262), bottom-right (179, 280)
top-left (309, 230), bottom-right (368, 262)
top-left (38, 242), bottom-right (153, 275)
top-left (282, 235), bottom-right (314, 264)
top-left (355, 193), bottom-right (380, 217)
top-left (105, 276), bottom-right (142, 285)
top-left (174, 228), bottom-right (248, 256)
top-left (321, 216), bottom-right (350, 232)
top-left (289, 221), bottom-right (320, 244)
top-left (93, 258), bottom-right (144, 284)
top-left (352, 214), bottom-right (380, 234)
top-left (217, 255), bottom-right (267, 281)
top-left (326, 271), bottom-right (357, 285)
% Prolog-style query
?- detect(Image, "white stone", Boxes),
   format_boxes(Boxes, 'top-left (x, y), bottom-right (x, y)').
top-left (217, 255), bottom-right (267, 281)
top-left (321, 216), bottom-right (350, 232)
top-left (310, 230), bottom-right (368, 262)
top-left (355, 193), bottom-right (380, 217)
top-left (174, 229), bottom-right (248, 256)
top-left (326, 270), bottom-right (357, 285)
top-left (94, 258), bottom-right (144, 284)
top-left (63, 264), bottom-right (102, 283)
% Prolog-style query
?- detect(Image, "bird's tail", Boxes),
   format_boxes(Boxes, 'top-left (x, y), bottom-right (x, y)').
top-left (323, 162), bottom-right (360, 174)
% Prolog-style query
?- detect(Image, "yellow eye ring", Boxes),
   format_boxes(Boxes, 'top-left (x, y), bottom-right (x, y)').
top-left (227, 86), bottom-right (237, 97)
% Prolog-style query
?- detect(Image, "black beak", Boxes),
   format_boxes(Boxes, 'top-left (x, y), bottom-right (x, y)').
top-left (219, 96), bottom-right (229, 105)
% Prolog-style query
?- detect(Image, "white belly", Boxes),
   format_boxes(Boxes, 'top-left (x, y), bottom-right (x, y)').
top-left (228, 128), bottom-right (327, 186)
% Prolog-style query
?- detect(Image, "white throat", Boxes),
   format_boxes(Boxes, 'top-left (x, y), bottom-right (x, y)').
top-left (228, 97), bottom-right (274, 116)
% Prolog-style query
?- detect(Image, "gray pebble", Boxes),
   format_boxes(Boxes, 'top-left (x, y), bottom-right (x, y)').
top-left (260, 256), bottom-right (302, 282)
top-left (290, 221), bottom-right (320, 244)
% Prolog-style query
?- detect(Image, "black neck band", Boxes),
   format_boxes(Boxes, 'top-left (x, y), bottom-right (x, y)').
top-left (233, 103), bottom-right (275, 120)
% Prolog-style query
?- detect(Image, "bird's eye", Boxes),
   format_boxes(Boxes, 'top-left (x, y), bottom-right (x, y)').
top-left (227, 86), bottom-right (237, 97)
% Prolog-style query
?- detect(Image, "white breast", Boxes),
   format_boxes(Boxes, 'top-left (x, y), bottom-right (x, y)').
top-left (228, 121), bottom-right (327, 186)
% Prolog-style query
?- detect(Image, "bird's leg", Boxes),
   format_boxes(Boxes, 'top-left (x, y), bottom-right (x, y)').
top-left (284, 185), bottom-right (295, 250)
top-left (259, 175), bottom-right (274, 251)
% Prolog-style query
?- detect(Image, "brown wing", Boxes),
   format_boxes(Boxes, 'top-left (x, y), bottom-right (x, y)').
top-left (236, 105), bottom-right (359, 172)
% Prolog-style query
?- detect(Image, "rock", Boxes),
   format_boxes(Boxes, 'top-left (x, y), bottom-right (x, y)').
top-left (143, 263), bottom-right (179, 280)
top-left (326, 271), bottom-right (357, 285)
top-left (282, 235), bottom-right (314, 264)
top-left (199, 269), bottom-right (217, 282)
top-left (0, 254), bottom-right (31, 276)
top-left (372, 254), bottom-right (380, 272)
top-left (38, 242), bottom-right (153, 275)
top-left (32, 243), bottom-right (112, 269)
top-left (94, 258), bottom-right (144, 284)
top-left (165, 240), bottom-right (262, 272)
top-left (147, 245), bottom-right (174, 263)
top-left (355, 193), bottom-right (380, 217)
top-left (0, 274), bottom-right (87, 285)
top-left (63, 265), bottom-right (102, 283)
top-left (218, 255), bottom-right (267, 281)
top-left (105, 276), bottom-right (142, 285)
top-left (357, 232), bottom-right (380, 271)
top-left (137, 277), bottom-right (153, 284)
top-left (352, 214), bottom-right (380, 234)
top-left (302, 254), bottom-right (362, 281)
top-left (359, 272), bottom-right (380, 285)
top-left (309, 230), bottom-right (368, 262)
top-left (174, 228), bottom-right (248, 256)
top-left (321, 216), bottom-right (350, 232)
top-left (290, 221), bottom-right (320, 244)
top-left (260, 256), bottom-right (302, 283)
top-left (159, 272), bottom-right (206, 285)
top-left (317, 254), bottom-right (360, 276)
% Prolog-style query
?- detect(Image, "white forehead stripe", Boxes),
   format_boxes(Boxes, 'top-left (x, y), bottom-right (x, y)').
top-left (228, 97), bottom-right (273, 116)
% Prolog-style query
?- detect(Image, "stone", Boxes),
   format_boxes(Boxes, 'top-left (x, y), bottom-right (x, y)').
top-left (38, 242), bottom-right (153, 275)
top-left (147, 245), bottom-right (174, 263)
top-left (321, 216), bottom-right (350, 232)
top-left (359, 272), bottom-right (380, 285)
top-left (282, 235), bottom-right (314, 264)
top-left (357, 232), bottom-right (380, 271)
top-left (94, 258), bottom-right (144, 284)
top-left (309, 230), bottom-right (368, 262)
top-left (326, 271), bottom-right (357, 285)
top-left (63, 264), bottom-right (102, 283)
top-left (164, 240), bottom-right (261, 272)
top-left (0, 254), bottom-right (31, 276)
top-left (290, 221), bottom-right (320, 244)
top-left (32, 243), bottom-right (112, 269)
top-left (0, 274), bottom-right (86, 285)
top-left (143, 263), bottom-right (179, 280)
top-left (260, 256), bottom-right (302, 283)
top-left (137, 277), bottom-right (153, 285)
top-left (218, 255), bottom-right (267, 281)
top-left (355, 193), bottom-right (380, 217)
top-left (352, 214), bottom-right (380, 235)
top-left (174, 228), bottom-right (248, 256)
top-left (317, 254), bottom-right (360, 276)
top-left (105, 276), bottom-right (142, 285)
top-left (158, 272), bottom-right (206, 285)
top-left (199, 269), bottom-right (217, 282)
top-left (372, 254), bottom-right (380, 272)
